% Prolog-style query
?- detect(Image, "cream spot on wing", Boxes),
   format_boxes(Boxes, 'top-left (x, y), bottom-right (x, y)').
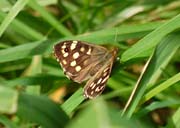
top-left (87, 47), bottom-right (92, 55)
top-left (95, 87), bottom-right (101, 92)
top-left (100, 86), bottom-right (104, 90)
top-left (62, 66), bottom-right (66, 73)
top-left (70, 41), bottom-right (78, 50)
top-left (103, 67), bottom-right (109, 73)
top-left (62, 45), bottom-right (66, 49)
top-left (90, 91), bottom-right (94, 95)
top-left (91, 84), bottom-right (96, 89)
top-left (59, 62), bottom-right (63, 67)
top-left (97, 78), bottom-right (102, 84)
top-left (101, 76), bottom-right (109, 83)
top-left (80, 47), bottom-right (85, 52)
top-left (75, 66), bottom-right (81, 72)
top-left (70, 60), bottom-right (76, 67)
top-left (73, 40), bottom-right (78, 44)
top-left (90, 82), bottom-right (94, 87)
top-left (61, 49), bottom-right (65, 54)
top-left (56, 58), bottom-right (59, 62)
top-left (73, 52), bottom-right (80, 59)
top-left (103, 72), bottom-right (108, 77)
top-left (62, 60), bottom-right (67, 65)
top-left (63, 52), bottom-right (68, 57)
top-left (83, 93), bottom-right (87, 98)
top-left (63, 68), bottom-right (66, 72)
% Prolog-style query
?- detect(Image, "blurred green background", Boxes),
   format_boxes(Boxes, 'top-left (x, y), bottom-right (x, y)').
top-left (0, 0), bottom-right (179, 128)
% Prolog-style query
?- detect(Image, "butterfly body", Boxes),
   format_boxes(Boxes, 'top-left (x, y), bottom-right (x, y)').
top-left (54, 40), bottom-right (118, 99)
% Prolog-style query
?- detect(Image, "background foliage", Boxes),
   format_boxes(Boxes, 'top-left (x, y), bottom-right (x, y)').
top-left (0, 0), bottom-right (179, 128)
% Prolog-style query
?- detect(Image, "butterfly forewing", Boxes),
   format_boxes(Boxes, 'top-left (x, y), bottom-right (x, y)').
top-left (54, 40), bottom-right (108, 83)
top-left (54, 40), bottom-right (118, 99)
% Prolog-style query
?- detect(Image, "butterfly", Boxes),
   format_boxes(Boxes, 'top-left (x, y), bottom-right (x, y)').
top-left (53, 40), bottom-right (118, 99)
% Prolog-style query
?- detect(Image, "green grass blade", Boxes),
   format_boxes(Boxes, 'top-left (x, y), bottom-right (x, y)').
top-left (17, 93), bottom-right (69, 128)
top-left (0, 22), bottom-right (162, 63)
top-left (121, 14), bottom-right (180, 62)
top-left (143, 73), bottom-right (180, 102)
top-left (100, 5), bottom-right (151, 28)
top-left (0, 39), bottom-right (50, 63)
top-left (0, 0), bottom-right (29, 37)
top-left (122, 32), bottom-right (180, 118)
top-left (172, 107), bottom-right (180, 128)
top-left (24, 55), bottom-right (42, 95)
top-left (0, 11), bottom-right (44, 40)
top-left (145, 33), bottom-right (180, 86)
top-left (0, 1), bottom-right (179, 127)
top-left (67, 98), bottom-right (150, 128)
top-left (2, 75), bottom-right (65, 87)
top-left (136, 100), bottom-right (180, 118)
top-left (0, 115), bottom-right (19, 128)
top-left (0, 86), bottom-right (18, 114)
top-left (28, 0), bottom-right (72, 36)
top-left (61, 88), bottom-right (85, 115)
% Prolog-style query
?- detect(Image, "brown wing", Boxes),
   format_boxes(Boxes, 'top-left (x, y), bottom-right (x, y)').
top-left (53, 40), bottom-right (108, 83)
top-left (83, 57), bottom-right (114, 99)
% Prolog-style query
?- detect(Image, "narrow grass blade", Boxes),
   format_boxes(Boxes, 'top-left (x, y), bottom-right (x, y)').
top-left (2, 75), bottom-right (65, 87)
top-left (0, 39), bottom-right (51, 63)
top-left (0, 11), bottom-right (44, 40)
top-left (0, 0), bottom-right (29, 37)
top-left (28, 0), bottom-right (72, 36)
top-left (122, 32), bottom-right (180, 118)
top-left (61, 88), bottom-right (85, 115)
top-left (143, 73), bottom-right (180, 102)
top-left (0, 22), bottom-right (162, 63)
top-left (136, 100), bottom-right (180, 118)
top-left (121, 14), bottom-right (180, 62)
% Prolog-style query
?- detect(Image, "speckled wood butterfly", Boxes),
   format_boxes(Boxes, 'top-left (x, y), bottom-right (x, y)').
top-left (54, 40), bottom-right (118, 99)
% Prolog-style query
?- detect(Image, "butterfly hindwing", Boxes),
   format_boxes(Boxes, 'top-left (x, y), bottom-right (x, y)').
top-left (83, 58), bottom-right (114, 99)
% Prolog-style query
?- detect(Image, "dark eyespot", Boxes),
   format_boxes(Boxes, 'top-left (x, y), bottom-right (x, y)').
top-left (64, 48), bottom-right (69, 52)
